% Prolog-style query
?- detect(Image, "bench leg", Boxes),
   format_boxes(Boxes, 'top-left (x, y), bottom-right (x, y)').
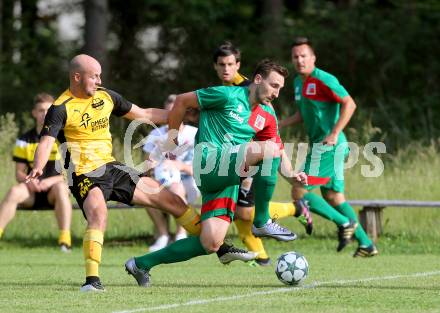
top-left (359, 206), bottom-right (384, 243)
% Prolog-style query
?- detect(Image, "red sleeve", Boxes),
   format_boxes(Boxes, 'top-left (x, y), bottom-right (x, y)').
top-left (248, 108), bottom-right (284, 149)
top-left (302, 77), bottom-right (343, 103)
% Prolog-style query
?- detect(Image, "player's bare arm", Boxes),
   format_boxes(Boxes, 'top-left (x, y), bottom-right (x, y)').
top-left (15, 162), bottom-right (29, 183)
top-left (37, 175), bottom-right (65, 192)
top-left (163, 92), bottom-right (200, 151)
top-left (322, 95), bottom-right (356, 145)
top-left (16, 162), bottom-right (40, 192)
top-left (278, 148), bottom-right (307, 185)
top-left (123, 104), bottom-right (169, 125)
top-left (169, 92), bottom-right (199, 132)
top-left (279, 110), bottom-right (303, 128)
top-left (26, 135), bottom-right (56, 180)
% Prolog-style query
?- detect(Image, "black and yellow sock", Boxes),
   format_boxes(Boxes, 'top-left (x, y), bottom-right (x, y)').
top-left (134, 236), bottom-right (208, 270)
top-left (58, 230), bottom-right (71, 247)
top-left (269, 202), bottom-right (295, 219)
top-left (253, 158), bottom-right (280, 227)
top-left (83, 229), bottom-right (103, 278)
top-left (176, 206), bottom-right (201, 236)
top-left (234, 218), bottom-right (269, 259)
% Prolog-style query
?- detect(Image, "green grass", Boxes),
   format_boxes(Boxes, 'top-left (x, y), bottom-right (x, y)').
top-left (1, 138), bottom-right (440, 312)
top-left (1, 239), bottom-right (440, 313)
top-left (1, 208), bottom-right (440, 313)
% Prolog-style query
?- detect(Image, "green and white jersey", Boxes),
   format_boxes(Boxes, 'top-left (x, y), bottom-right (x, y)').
top-left (294, 67), bottom-right (349, 144)
top-left (195, 86), bottom-right (256, 148)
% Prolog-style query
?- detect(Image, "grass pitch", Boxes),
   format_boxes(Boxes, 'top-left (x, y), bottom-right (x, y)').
top-left (1, 221), bottom-right (440, 313)
top-left (1, 155), bottom-right (440, 313)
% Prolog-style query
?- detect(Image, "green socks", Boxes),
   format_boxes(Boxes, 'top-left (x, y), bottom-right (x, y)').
top-left (303, 193), bottom-right (349, 226)
top-left (134, 236), bottom-right (208, 270)
top-left (334, 202), bottom-right (373, 247)
top-left (252, 157), bottom-right (280, 228)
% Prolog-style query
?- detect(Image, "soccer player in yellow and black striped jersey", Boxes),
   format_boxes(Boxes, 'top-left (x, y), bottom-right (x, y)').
top-left (27, 54), bottom-right (254, 292)
top-left (0, 93), bottom-right (72, 251)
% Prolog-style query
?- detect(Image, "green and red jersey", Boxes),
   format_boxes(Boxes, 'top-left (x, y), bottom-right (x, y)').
top-left (195, 85), bottom-right (282, 221)
top-left (250, 104), bottom-right (283, 149)
top-left (294, 67), bottom-right (349, 144)
top-left (196, 86), bottom-right (282, 150)
top-left (196, 86), bottom-right (255, 148)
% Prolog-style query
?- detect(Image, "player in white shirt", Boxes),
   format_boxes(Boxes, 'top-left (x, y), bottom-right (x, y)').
top-left (143, 95), bottom-right (200, 251)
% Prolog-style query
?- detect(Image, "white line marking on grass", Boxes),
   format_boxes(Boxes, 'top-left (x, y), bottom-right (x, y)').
top-left (113, 270), bottom-right (440, 313)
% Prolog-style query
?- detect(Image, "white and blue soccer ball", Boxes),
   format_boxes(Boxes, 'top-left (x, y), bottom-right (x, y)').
top-left (275, 251), bottom-right (309, 285)
top-left (153, 162), bottom-right (181, 187)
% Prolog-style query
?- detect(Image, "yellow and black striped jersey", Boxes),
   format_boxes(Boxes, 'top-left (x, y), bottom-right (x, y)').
top-left (40, 87), bottom-right (133, 175)
top-left (225, 72), bottom-right (250, 87)
top-left (13, 128), bottom-right (60, 178)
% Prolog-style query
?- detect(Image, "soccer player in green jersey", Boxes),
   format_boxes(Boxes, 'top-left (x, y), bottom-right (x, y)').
top-left (282, 37), bottom-right (378, 257)
top-left (125, 59), bottom-right (307, 286)
top-left (212, 42), bottom-right (312, 266)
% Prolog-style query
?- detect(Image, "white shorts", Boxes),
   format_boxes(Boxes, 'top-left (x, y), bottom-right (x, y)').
top-left (181, 176), bottom-right (200, 204)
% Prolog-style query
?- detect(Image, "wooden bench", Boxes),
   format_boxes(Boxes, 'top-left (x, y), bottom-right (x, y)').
top-left (84, 200), bottom-right (440, 242)
top-left (350, 200), bottom-right (440, 242)
top-left (24, 200), bottom-right (440, 243)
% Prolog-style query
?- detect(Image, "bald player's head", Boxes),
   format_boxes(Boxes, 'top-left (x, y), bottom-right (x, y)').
top-left (69, 54), bottom-right (102, 98)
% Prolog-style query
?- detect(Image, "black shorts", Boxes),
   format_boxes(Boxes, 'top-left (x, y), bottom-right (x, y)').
top-left (237, 177), bottom-right (255, 207)
top-left (32, 191), bottom-right (51, 209)
top-left (70, 161), bottom-right (146, 217)
top-left (18, 190), bottom-right (52, 210)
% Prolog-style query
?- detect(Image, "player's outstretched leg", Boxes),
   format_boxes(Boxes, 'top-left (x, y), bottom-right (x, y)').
top-left (251, 157), bottom-right (296, 241)
top-left (125, 217), bottom-right (233, 287)
top-left (176, 203), bottom-right (257, 264)
top-left (216, 243), bottom-right (258, 265)
top-left (125, 257), bottom-right (151, 287)
top-left (126, 236), bottom-right (208, 287)
top-left (134, 177), bottom-right (256, 264)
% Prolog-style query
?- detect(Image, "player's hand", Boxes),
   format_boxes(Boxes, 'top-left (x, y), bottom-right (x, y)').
top-left (25, 179), bottom-right (42, 193)
top-left (161, 138), bottom-right (178, 153)
top-left (26, 168), bottom-right (43, 182)
top-left (37, 179), bottom-right (51, 192)
top-left (159, 129), bottom-right (180, 159)
top-left (293, 172), bottom-right (308, 185)
top-left (145, 158), bottom-right (159, 172)
top-left (322, 132), bottom-right (338, 146)
top-left (160, 129), bottom-right (179, 151)
top-left (25, 168), bottom-right (44, 192)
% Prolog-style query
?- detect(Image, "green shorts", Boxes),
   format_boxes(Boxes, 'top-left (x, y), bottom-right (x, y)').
top-left (200, 185), bottom-right (239, 222)
top-left (194, 144), bottom-right (246, 222)
top-left (302, 142), bottom-right (349, 193)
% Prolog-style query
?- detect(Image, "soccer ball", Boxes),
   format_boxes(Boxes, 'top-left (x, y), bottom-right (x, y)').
top-left (153, 162), bottom-right (181, 187)
top-left (275, 251), bottom-right (309, 285)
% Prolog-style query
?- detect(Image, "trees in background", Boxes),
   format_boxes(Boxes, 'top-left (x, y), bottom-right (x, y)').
top-left (0, 0), bottom-right (439, 149)
top-left (84, 0), bottom-right (108, 82)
